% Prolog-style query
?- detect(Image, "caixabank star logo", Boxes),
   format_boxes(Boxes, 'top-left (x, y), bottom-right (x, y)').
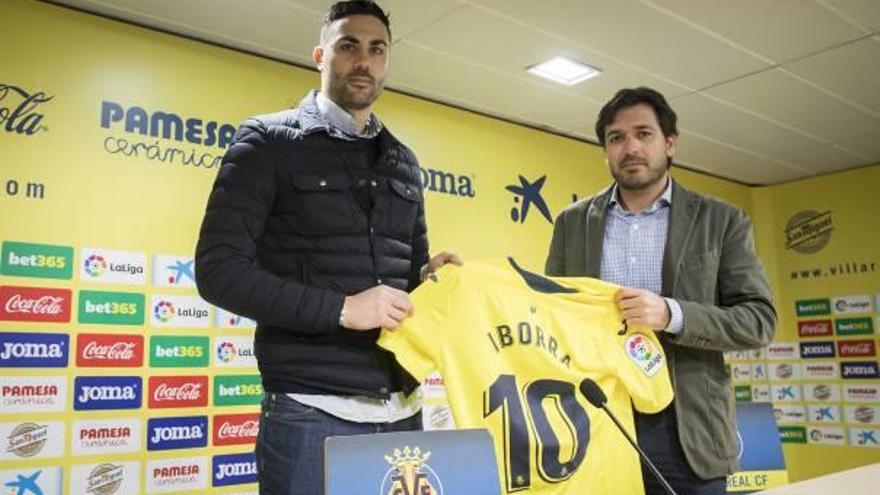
top-left (381, 446), bottom-right (442, 495)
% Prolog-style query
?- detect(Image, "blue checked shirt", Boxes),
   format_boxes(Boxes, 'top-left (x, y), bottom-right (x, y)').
top-left (600, 180), bottom-right (683, 333)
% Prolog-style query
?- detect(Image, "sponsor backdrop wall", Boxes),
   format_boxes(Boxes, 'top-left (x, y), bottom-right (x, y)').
top-left (743, 165), bottom-right (880, 481)
top-left (1, 0), bottom-right (874, 493)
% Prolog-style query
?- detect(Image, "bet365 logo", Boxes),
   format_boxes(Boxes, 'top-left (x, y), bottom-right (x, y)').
top-left (1, 241), bottom-right (73, 280)
top-left (78, 290), bottom-right (145, 325)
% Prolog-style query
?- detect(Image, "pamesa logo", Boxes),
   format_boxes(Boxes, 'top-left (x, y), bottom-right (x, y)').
top-left (100, 100), bottom-right (237, 170)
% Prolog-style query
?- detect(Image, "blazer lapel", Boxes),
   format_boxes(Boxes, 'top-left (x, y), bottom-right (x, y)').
top-left (662, 180), bottom-right (700, 296)
top-left (584, 185), bottom-right (613, 278)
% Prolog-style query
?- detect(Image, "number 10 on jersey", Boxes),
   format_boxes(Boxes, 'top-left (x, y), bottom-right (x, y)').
top-left (484, 374), bottom-right (591, 492)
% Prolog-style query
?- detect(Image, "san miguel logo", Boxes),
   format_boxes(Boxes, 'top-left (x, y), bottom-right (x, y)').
top-left (0, 83), bottom-right (52, 136)
top-left (86, 463), bottom-right (125, 495)
top-left (4, 422), bottom-right (47, 458)
top-left (148, 376), bottom-right (208, 408)
top-left (0, 421), bottom-right (64, 460)
top-left (71, 462), bottom-right (137, 495)
top-left (381, 446), bottom-right (442, 495)
top-left (784, 210), bottom-right (832, 253)
top-left (0, 286), bottom-right (71, 323)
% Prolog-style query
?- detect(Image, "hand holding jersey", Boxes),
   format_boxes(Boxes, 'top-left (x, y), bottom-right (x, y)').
top-left (378, 258), bottom-right (674, 495)
top-left (615, 288), bottom-right (672, 331)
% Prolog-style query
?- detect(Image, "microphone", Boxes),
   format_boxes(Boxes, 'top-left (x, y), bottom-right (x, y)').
top-left (580, 379), bottom-right (678, 495)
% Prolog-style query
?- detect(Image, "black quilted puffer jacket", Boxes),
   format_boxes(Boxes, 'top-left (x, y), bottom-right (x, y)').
top-left (196, 92), bottom-right (428, 398)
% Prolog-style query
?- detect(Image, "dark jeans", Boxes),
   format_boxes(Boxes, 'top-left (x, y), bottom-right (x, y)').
top-left (256, 392), bottom-right (422, 495)
top-left (636, 405), bottom-right (728, 495)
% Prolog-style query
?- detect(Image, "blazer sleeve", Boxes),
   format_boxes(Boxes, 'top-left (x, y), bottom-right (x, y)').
top-left (194, 120), bottom-right (345, 334)
top-left (670, 208), bottom-right (777, 351)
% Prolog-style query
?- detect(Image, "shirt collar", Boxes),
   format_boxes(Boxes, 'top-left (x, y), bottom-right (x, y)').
top-left (316, 91), bottom-right (383, 139)
top-left (608, 178), bottom-right (673, 214)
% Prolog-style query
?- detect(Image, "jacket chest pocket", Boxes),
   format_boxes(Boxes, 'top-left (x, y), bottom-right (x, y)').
top-left (289, 172), bottom-right (362, 236)
top-left (380, 178), bottom-right (421, 239)
top-left (676, 248), bottom-right (720, 300)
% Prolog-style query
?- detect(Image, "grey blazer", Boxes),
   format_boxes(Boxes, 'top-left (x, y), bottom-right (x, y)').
top-left (546, 179), bottom-right (776, 479)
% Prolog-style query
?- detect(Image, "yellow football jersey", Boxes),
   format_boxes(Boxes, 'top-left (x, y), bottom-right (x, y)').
top-left (378, 258), bottom-right (674, 495)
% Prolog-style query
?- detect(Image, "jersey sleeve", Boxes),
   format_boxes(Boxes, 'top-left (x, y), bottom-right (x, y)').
top-left (615, 326), bottom-right (674, 413)
top-left (376, 265), bottom-right (457, 382)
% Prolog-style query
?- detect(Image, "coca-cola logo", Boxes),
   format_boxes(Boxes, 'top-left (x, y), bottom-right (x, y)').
top-left (148, 376), bottom-right (208, 408)
top-left (5, 294), bottom-right (64, 314)
top-left (798, 320), bottom-right (832, 337)
top-left (83, 341), bottom-right (136, 360)
top-left (0, 286), bottom-right (71, 323)
top-left (154, 383), bottom-right (202, 402)
top-left (76, 334), bottom-right (143, 368)
top-left (0, 83), bottom-right (52, 136)
top-left (212, 413), bottom-right (259, 446)
top-left (218, 420), bottom-right (258, 438)
top-left (838, 340), bottom-right (876, 358)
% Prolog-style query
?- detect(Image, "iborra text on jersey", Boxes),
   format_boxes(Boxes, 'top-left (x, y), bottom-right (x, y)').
top-left (487, 319), bottom-right (572, 367)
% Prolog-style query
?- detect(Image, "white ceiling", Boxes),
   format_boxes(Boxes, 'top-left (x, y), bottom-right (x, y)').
top-left (48, 0), bottom-right (880, 185)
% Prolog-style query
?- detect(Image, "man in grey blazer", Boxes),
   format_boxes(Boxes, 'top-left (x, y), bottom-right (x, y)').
top-left (546, 87), bottom-right (776, 495)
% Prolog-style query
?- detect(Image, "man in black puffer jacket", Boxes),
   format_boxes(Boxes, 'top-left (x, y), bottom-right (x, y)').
top-left (195, 2), bottom-right (460, 494)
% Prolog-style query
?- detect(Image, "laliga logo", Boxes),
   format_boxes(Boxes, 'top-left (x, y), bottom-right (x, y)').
top-left (217, 342), bottom-right (236, 363)
top-left (625, 333), bottom-right (663, 376)
top-left (381, 446), bottom-right (442, 495)
top-left (84, 255), bottom-right (108, 277)
top-left (154, 301), bottom-right (175, 323)
top-left (627, 335), bottom-right (653, 361)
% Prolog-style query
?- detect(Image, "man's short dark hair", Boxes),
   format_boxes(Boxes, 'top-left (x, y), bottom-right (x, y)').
top-left (322, 1), bottom-right (391, 42)
top-left (595, 87), bottom-right (678, 147)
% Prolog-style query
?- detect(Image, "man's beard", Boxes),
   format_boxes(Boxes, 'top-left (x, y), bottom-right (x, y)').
top-left (611, 157), bottom-right (667, 191)
top-left (328, 70), bottom-right (384, 111)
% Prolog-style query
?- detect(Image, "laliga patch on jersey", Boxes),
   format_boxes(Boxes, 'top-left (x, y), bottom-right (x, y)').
top-left (625, 333), bottom-right (663, 376)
